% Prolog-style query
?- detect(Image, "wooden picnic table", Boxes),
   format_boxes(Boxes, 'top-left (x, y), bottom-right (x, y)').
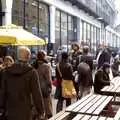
top-left (72, 114), bottom-right (113, 120)
top-left (100, 76), bottom-right (120, 102)
top-left (65, 94), bottom-right (113, 116)
top-left (72, 107), bottom-right (120, 120)
top-left (49, 107), bottom-right (120, 120)
top-left (111, 76), bottom-right (120, 84)
top-left (100, 85), bottom-right (120, 97)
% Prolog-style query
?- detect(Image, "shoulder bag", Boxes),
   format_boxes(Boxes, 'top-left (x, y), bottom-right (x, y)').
top-left (57, 64), bottom-right (76, 99)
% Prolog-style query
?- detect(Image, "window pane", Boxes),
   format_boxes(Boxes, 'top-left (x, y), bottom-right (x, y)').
top-left (84, 22), bottom-right (86, 43)
top-left (12, 0), bottom-right (49, 40)
top-left (55, 10), bottom-right (60, 51)
top-left (68, 15), bottom-right (73, 42)
top-left (61, 12), bottom-right (67, 46)
top-left (86, 23), bottom-right (90, 46)
top-left (91, 26), bottom-right (94, 52)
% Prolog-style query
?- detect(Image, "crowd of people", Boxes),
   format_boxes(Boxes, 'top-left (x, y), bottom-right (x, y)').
top-left (0, 43), bottom-right (119, 120)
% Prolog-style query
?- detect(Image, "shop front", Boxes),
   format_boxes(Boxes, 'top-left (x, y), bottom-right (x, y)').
top-left (12, 0), bottom-right (49, 52)
top-left (55, 9), bottom-right (77, 53)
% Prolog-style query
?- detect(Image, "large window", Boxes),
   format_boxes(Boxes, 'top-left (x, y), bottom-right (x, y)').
top-left (12, 0), bottom-right (49, 40)
top-left (0, 0), bottom-right (2, 25)
top-left (55, 10), bottom-right (76, 52)
top-left (81, 20), bottom-right (100, 53)
top-left (61, 12), bottom-right (67, 45)
top-left (86, 23), bottom-right (91, 45)
top-left (68, 15), bottom-right (74, 41)
top-left (96, 28), bottom-right (100, 47)
top-left (83, 22), bottom-right (87, 43)
top-left (81, 21), bottom-right (84, 44)
top-left (55, 10), bottom-right (61, 51)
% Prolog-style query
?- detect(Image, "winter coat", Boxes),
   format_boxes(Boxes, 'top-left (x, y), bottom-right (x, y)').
top-left (78, 62), bottom-right (93, 87)
top-left (80, 53), bottom-right (94, 71)
top-left (70, 51), bottom-right (82, 71)
top-left (36, 60), bottom-right (52, 117)
top-left (111, 59), bottom-right (120, 77)
top-left (0, 61), bottom-right (45, 120)
top-left (54, 60), bottom-right (74, 99)
top-left (98, 49), bottom-right (111, 69)
top-left (94, 68), bottom-right (110, 94)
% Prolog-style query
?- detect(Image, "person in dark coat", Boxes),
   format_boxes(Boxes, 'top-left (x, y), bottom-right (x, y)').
top-left (36, 50), bottom-right (53, 119)
top-left (77, 62), bottom-right (93, 99)
top-left (94, 62), bottom-right (112, 94)
top-left (97, 48), bottom-right (111, 69)
top-left (70, 43), bottom-right (82, 71)
top-left (111, 55), bottom-right (120, 77)
top-left (55, 52), bottom-right (74, 113)
top-left (70, 43), bottom-right (82, 98)
top-left (0, 46), bottom-right (45, 120)
top-left (80, 46), bottom-right (93, 71)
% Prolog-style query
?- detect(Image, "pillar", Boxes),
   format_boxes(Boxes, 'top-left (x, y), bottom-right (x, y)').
top-left (2, 0), bottom-right (13, 25)
top-left (49, 5), bottom-right (56, 43)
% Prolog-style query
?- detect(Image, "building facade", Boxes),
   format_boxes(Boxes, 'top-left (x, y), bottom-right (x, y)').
top-left (0, 0), bottom-right (119, 54)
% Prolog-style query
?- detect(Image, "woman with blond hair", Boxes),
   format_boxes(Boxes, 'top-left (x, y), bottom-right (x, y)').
top-left (1, 56), bottom-right (14, 69)
top-left (0, 56), bottom-right (14, 87)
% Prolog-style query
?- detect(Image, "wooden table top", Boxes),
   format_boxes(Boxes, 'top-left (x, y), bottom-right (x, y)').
top-left (66, 94), bottom-right (113, 116)
top-left (101, 77), bottom-right (120, 96)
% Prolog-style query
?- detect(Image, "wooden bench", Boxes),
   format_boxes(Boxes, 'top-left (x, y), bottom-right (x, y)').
top-left (49, 109), bottom-right (74, 120)
top-left (100, 77), bottom-right (120, 103)
top-left (72, 114), bottom-right (113, 120)
top-left (65, 94), bottom-right (113, 116)
top-left (72, 107), bottom-right (120, 120)
top-left (49, 99), bottom-right (120, 120)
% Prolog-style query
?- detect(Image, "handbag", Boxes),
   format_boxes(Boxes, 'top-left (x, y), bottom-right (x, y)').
top-left (57, 64), bottom-right (76, 99)
top-left (61, 80), bottom-right (76, 98)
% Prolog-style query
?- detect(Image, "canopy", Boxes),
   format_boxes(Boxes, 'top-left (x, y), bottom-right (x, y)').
top-left (0, 24), bottom-right (45, 45)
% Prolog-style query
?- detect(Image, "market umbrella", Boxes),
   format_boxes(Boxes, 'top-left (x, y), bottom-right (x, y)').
top-left (0, 24), bottom-right (45, 45)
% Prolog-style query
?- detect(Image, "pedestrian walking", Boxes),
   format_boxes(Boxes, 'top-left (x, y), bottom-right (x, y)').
top-left (0, 46), bottom-right (45, 120)
top-left (0, 56), bottom-right (14, 69)
top-left (94, 62), bottom-right (114, 94)
top-left (55, 52), bottom-right (75, 113)
top-left (69, 43), bottom-right (82, 98)
top-left (77, 62), bottom-right (93, 99)
top-left (97, 47), bottom-right (111, 69)
top-left (80, 46), bottom-right (93, 71)
top-left (77, 46), bottom-right (93, 99)
top-left (36, 50), bottom-right (53, 119)
top-left (70, 43), bottom-right (82, 71)
top-left (0, 56), bottom-right (14, 88)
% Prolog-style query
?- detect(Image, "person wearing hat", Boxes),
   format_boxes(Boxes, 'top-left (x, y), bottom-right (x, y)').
top-left (94, 62), bottom-right (114, 94)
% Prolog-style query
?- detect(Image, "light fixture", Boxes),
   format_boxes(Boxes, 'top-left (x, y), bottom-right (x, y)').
top-left (97, 17), bottom-right (103, 20)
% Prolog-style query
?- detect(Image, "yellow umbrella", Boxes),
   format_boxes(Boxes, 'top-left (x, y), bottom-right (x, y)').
top-left (0, 24), bottom-right (45, 45)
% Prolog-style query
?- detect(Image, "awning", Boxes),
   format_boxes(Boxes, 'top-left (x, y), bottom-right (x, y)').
top-left (0, 24), bottom-right (46, 45)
